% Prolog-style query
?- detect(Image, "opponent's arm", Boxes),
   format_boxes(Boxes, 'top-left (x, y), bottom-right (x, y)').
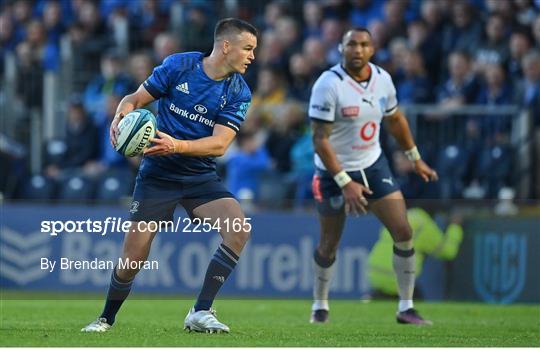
top-left (311, 120), bottom-right (343, 176)
top-left (311, 120), bottom-right (372, 215)
top-left (110, 85), bottom-right (156, 147)
top-left (384, 108), bottom-right (438, 182)
top-left (144, 124), bottom-right (235, 157)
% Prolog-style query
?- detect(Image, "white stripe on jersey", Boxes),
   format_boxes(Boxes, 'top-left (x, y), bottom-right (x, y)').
top-left (309, 63), bottom-right (398, 171)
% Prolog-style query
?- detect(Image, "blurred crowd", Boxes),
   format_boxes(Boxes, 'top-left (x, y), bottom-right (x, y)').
top-left (1, 0), bottom-right (540, 207)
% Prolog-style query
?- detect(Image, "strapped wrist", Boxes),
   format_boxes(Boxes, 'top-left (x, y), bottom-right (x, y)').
top-left (404, 146), bottom-right (421, 162)
top-left (333, 170), bottom-right (352, 188)
top-left (173, 140), bottom-right (189, 154)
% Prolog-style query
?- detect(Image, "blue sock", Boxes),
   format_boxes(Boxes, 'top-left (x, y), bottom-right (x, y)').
top-left (194, 244), bottom-right (239, 311)
top-left (100, 267), bottom-right (133, 325)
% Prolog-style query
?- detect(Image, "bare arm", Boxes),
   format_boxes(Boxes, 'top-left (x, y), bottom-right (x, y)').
top-left (384, 108), bottom-right (438, 182)
top-left (311, 120), bottom-right (342, 176)
top-left (311, 120), bottom-right (372, 215)
top-left (383, 108), bottom-right (416, 150)
top-left (110, 85), bottom-right (156, 147)
top-left (144, 124), bottom-right (236, 158)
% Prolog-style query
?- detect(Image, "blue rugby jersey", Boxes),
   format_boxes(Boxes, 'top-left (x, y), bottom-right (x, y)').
top-left (140, 52), bottom-right (251, 179)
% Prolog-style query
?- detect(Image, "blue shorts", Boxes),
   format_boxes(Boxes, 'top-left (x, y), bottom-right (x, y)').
top-left (312, 154), bottom-right (400, 215)
top-left (129, 172), bottom-right (234, 222)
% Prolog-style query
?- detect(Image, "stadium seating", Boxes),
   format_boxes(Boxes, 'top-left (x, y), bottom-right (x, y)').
top-left (18, 174), bottom-right (57, 201)
top-left (435, 144), bottom-right (469, 199)
top-left (57, 174), bottom-right (95, 203)
top-left (95, 169), bottom-right (134, 203)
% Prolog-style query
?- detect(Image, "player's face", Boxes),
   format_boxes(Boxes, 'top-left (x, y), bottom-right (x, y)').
top-left (226, 31), bottom-right (257, 74)
top-left (342, 31), bottom-right (374, 71)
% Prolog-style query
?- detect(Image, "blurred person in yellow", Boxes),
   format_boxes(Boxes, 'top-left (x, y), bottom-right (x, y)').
top-left (368, 208), bottom-right (463, 298)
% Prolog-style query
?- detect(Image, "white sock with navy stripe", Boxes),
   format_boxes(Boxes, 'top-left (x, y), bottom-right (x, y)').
top-left (393, 240), bottom-right (415, 312)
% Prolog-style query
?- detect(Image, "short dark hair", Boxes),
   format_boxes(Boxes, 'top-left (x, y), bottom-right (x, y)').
top-left (214, 18), bottom-right (258, 41)
top-left (346, 27), bottom-right (371, 37)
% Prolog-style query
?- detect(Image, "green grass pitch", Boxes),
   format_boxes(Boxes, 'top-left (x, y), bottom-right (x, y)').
top-left (1, 295), bottom-right (539, 347)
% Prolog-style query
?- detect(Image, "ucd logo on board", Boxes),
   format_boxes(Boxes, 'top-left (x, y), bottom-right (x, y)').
top-left (473, 233), bottom-right (527, 304)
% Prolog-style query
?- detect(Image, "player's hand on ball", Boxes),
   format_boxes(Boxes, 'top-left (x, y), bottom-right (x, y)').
top-left (110, 112), bottom-right (123, 148)
top-left (414, 160), bottom-right (438, 182)
top-left (144, 130), bottom-right (184, 156)
top-left (342, 181), bottom-right (373, 216)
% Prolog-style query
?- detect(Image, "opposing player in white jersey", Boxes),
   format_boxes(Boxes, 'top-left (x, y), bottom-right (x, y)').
top-left (309, 28), bottom-right (438, 325)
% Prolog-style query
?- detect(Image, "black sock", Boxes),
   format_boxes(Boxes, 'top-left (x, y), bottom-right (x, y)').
top-left (100, 267), bottom-right (133, 325)
top-left (194, 244), bottom-right (239, 312)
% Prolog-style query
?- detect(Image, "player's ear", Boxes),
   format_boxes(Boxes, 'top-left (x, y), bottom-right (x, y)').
top-left (222, 40), bottom-right (230, 55)
top-left (338, 43), bottom-right (343, 53)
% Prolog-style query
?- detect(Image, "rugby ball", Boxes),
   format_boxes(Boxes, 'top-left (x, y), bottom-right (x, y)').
top-left (115, 109), bottom-right (157, 157)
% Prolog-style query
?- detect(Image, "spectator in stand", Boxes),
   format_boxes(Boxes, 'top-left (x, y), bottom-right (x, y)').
top-left (408, 20), bottom-right (442, 86)
top-left (287, 52), bottom-right (316, 102)
top-left (128, 0), bottom-right (170, 50)
top-left (83, 49), bottom-right (135, 118)
top-left (387, 37), bottom-right (408, 78)
top-left (321, 18), bottom-right (343, 65)
top-left (368, 19), bottom-right (392, 68)
top-left (42, 0), bottom-right (65, 47)
top-left (474, 14), bottom-right (510, 75)
top-left (226, 130), bottom-right (271, 202)
top-left (397, 49), bottom-right (433, 105)
top-left (289, 125), bottom-right (315, 208)
top-left (153, 32), bottom-right (180, 63)
top-left (127, 51), bottom-right (159, 114)
top-left (425, 50), bottom-right (480, 149)
top-left (441, 1), bottom-right (483, 58)
top-left (256, 30), bottom-right (286, 69)
top-left (15, 40), bottom-right (43, 110)
top-left (68, 0), bottom-right (111, 91)
top-left (256, 0), bottom-right (290, 32)
top-left (516, 48), bottom-right (540, 198)
top-left (45, 96), bottom-right (99, 179)
top-left (0, 12), bottom-right (17, 52)
top-left (251, 66), bottom-right (287, 110)
top-left (515, 0), bottom-right (538, 27)
top-left (420, 0), bottom-right (445, 39)
top-left (438, 50), bottom-right (480, 108)
top-left (349, 0), bottom-right (384, 28)
top-left (383, 0), bottom-right (408, 41)
top-left (11, 0), bottom-right (32, 45)
top-left (302, 1), bottom-right (323, 39)
top-left (508, 30), bottom-right (533, 83)
top-left (475, 63), bottom-right (513, 141)
top-left (275, 17), bottom-right (301, 60)
top-left (128, 51), bottom-right (154, 85)
top-left (83, 94), bottom-right (139, 178)
top-left (24, 19), bottom-right (60, 71)
top-left (533, 15), bottom-right (540, 49)
top-left (179, 4), bottom-right (213, 53)
top-left (483, 0), bottom-right (516, 25)
top-left (302, 37), bottom-right (328, 77)
top-left (265, 102), bottom-right (305, 174)
top-left (514, 50), bottom-right (540, 125)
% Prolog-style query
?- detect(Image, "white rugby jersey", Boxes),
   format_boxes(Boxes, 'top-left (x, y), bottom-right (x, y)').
top-left (309, 63), bottom-right (398, 171)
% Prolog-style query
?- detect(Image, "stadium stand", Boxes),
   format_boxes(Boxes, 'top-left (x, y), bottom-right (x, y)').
top-left (1, 0), bottom-right (539, 205)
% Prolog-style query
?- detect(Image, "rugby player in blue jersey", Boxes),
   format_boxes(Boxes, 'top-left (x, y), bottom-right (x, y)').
top-left (82, 18), bottom-right (257, 334)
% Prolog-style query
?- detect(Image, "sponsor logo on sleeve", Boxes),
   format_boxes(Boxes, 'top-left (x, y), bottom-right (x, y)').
top-left (236, 102), bottom-right (250, 119)
top-left (310, 102), bottom-right (331, 112)
top-left (341, 106), bottom-right (359, 117)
